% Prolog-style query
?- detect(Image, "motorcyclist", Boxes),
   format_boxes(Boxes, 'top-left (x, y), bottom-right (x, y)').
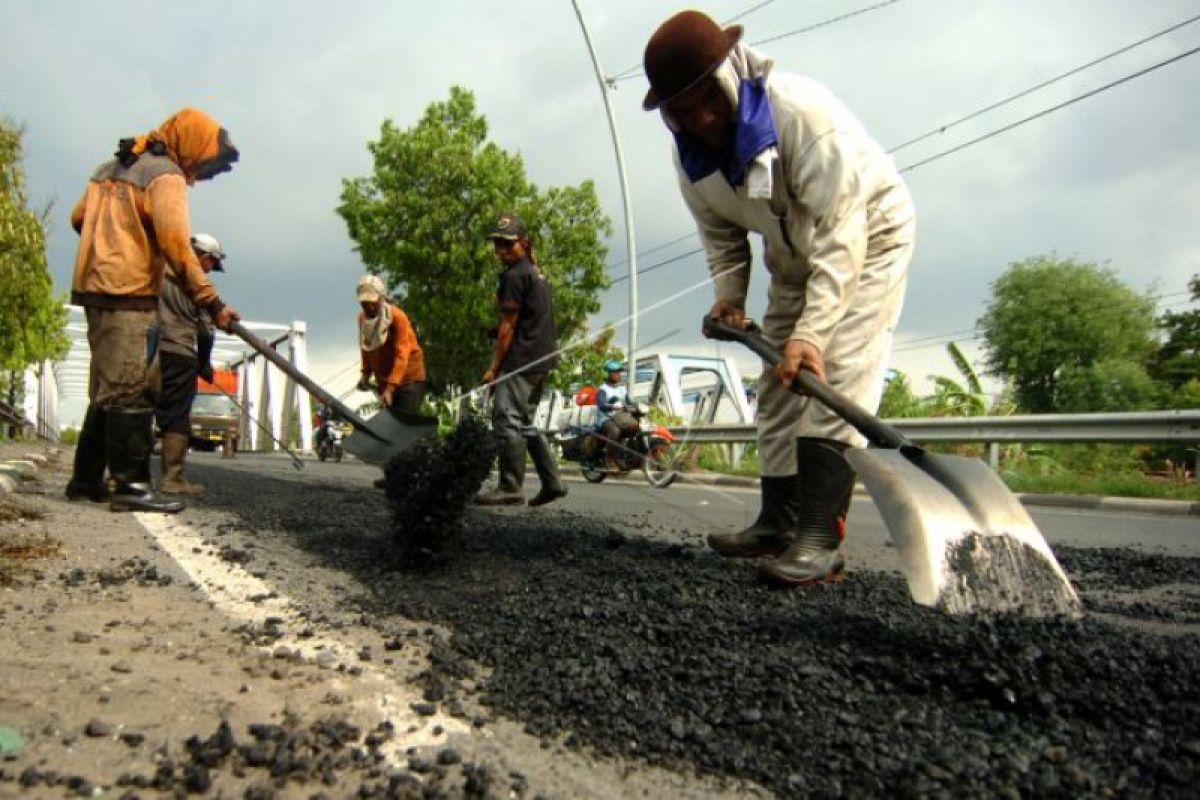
top-left (314, 402), bottom-right (334, 452)
top-left (595, 361), bottom-right (639, 472)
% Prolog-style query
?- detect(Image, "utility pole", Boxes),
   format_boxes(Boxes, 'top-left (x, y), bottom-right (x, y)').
top-left (570, 0), bottom-right (638, 396)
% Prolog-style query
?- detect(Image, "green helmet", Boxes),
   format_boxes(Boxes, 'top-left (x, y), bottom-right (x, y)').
top-left (604, 360), bottom-right (625, 374)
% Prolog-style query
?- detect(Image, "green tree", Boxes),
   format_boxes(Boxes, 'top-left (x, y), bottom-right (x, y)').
top-left (337, 87), bottom-right (612, 394)
top-left (1055, 360), bottom-right (1162, 412)
top-left (977, 256), bottom-right (1156, 413)
top-left (878, 370), bottom-right (925, 418)
top-left (550, 323), bottom-right (623, 394)
top-left (0, 118), bottom-right (68, 408)
top-left (1152, 274), bottom-right (1200, 391)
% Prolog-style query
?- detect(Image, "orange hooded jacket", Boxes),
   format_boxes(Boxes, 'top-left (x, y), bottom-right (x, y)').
top-left (358, 305), bottom-right (427, 390)
top-left (70, 108), bottom-right (234, 312)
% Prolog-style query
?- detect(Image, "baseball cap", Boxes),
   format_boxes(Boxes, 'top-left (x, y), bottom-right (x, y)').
top-left (486, 212), bottom-right (527, 241)
top-left (191, 232), bottom-right (226, 272)
top-left (356, 274), bottom-right (386, 302)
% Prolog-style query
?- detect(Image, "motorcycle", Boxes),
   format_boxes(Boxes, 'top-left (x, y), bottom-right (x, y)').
top-left (555, 403), bottom-right (679, 488)
top-left (315, 418), bottom-right (345, 462)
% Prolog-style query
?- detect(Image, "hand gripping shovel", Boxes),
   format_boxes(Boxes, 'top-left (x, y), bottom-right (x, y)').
top-left (229, 322), bottom-right (436, 467)
top-left (703, 317), bottom-right (1081, 618)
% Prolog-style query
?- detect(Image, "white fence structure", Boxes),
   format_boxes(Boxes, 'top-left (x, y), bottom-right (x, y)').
top-left (21, 305), bottom-right (314, 454)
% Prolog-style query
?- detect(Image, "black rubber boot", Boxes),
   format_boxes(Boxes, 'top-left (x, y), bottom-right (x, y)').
top-left (106, 409), bottom-right (184, 513)
top-left (707, 475), bottom-right (799, 558)
top-left (526, 434), bottom-right (567, 507)
top-left (66, 404), bottom-right (110, 502)
top-left (475, 436), bottom-right (526, 506)
top-left (760, 439), bottom-right (855, 586)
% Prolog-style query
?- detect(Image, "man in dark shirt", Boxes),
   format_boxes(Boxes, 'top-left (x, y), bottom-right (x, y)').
top-left (475, 212), bottom-right (568, 508)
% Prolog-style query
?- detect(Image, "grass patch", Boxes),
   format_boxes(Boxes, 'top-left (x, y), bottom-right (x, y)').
top-left (0, 498), bottom-right (59, 586)
top-left (1001, 470), bottom-right (1200, 502)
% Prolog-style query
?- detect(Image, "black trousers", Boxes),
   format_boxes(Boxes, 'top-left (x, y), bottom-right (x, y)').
top-left (155, 351), bottom-right (198, 435)
top-left (389, 381), bottom-right (428, 415)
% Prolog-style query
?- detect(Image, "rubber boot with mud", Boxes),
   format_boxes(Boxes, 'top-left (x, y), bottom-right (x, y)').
top-left (66, 404), bottom-right (111, 502)
top-left (526, 434), bottom-right (567, 507)
top-left (760, 439), bottom-right (855, 586)
top-left (106, 409), bottom-right (184, 513)
top-left (159, 432), bottom-right (206, 496)
top-left (475, 435), bottom-right (526, 506)
top-left (707, 475), bottom-right (799, 558)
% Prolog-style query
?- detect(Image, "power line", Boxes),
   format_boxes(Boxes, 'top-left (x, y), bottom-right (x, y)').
top-left (748, 0), bottom-right (901, 48)
top-left (610, 246), bottom-right (706, 285)
top-left (723, 0), bottom-right (779, 26)
top-left (612, 0), bottom-right (901, 83)
top-left (606, 230), bottom-right (697, 274)
top-left (899, 43), bottom-right (1200, 174)
top-left (888, 12), bottom-right (1200, 155)
top-left (608, 0), bottom-right (782, 82)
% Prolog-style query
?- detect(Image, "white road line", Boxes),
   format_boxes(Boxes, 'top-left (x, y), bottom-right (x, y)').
top-left (135, 512), bottom-right (470, 758)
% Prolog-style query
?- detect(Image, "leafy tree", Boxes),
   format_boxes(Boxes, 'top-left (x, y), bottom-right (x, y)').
top-left (550, 323), bottom-right (623, 394)
top-left (878, 370), bottom-right (925, 418)
top-left (0, 118), bottom-right (68, 408)
top-left (1055, 360), bottom-right (1163, 412)
top-left (1152, 274), bottom-right (1200, 390)
top-left (924, 342), bottom-right (989, 417)
top-left (337, 87), bottom-right (613, 394)
top-left (977, 256), bottom-right (1156, 413)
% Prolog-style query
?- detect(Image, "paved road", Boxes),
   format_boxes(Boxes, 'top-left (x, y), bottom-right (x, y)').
top-left (193, 450), bottom-right (1200, 567)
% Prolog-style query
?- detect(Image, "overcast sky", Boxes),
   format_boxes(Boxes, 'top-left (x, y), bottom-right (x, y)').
top-left (5, 0), bottom-right (1199, 426)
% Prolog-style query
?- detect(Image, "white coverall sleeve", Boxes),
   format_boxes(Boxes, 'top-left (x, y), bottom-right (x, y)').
top-left (785, 128), bottom-right (869, 353)
top-left (678, 172), bottom-right (752, 309)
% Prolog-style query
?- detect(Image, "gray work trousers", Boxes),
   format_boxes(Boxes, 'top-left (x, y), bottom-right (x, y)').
top-left (490, 370), bottom-right (563, 493)
top-left (756, 219), bottom-right (916, 476)
top-left (86, 307), bottom-right (161, 411)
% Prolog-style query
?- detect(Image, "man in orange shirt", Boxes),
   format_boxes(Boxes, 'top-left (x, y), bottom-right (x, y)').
top-left (65, 108), bottom-right (240, 513)
top-left (355, 275), bottom-right (427, 487)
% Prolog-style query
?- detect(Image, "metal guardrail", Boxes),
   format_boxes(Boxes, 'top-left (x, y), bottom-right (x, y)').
top-left (668, 409), bottom-right (1200, 445)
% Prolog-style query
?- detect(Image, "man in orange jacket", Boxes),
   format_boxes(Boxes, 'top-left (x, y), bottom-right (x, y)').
top-left (355, 275), bottom-right (427, 487)
top-left (65, 108), bottom-right (241, 513)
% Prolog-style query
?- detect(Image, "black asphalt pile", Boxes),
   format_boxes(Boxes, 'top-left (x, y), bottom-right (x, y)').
top-left (4, 715), bottom-right (506, 798)
top-left (1058, 545), bottom-right (1200, 624)
top-left (349, 513), bottom-right (1200, 799)
top-left (382, 415), bottom-right (497, 555)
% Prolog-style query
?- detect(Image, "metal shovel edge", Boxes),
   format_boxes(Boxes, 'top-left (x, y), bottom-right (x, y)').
top-left (229, 321), bottom-right (436, 467)
top-left (702, 316), bottom-right (1081, 619)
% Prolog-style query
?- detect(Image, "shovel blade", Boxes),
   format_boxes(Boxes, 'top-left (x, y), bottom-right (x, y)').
top-left (846, 448), bottom-right (1082, 618)
top-left (344, 409), bottom-right (438, 466)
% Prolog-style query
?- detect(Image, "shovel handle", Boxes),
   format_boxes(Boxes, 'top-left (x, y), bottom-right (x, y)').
top-left (228, 321), bottom-right (376, 438)
top-left (702, 317), bottom-right (911, 450)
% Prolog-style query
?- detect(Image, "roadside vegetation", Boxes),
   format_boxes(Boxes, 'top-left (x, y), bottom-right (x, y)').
top-left (673, 257), bottom-right (1200, 501)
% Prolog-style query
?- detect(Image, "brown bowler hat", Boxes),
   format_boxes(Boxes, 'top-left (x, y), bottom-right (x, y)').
top-left (643, 10), bottom-right (743, 111)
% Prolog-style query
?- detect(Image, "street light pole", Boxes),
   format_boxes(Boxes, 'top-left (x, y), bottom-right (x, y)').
top-left (571, 0), bottom-right (638, 396)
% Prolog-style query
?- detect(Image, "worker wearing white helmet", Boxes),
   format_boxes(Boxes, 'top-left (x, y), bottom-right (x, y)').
top-left (154, 232), bottom-right (227, 496)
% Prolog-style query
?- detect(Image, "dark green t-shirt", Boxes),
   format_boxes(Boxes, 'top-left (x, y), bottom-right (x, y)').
top-left (497, 257), bottom-right (558, 373)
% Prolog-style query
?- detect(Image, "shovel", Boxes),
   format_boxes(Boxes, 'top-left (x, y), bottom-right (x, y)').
top-left (703, 317), bottom-right (1081, 618)
top-left (229, 321), bottom-right (437, 467)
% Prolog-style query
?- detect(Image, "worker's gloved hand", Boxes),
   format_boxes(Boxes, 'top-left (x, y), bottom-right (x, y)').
top-left (356, 375), bottom-right (372, 392)
top-left (212, 303), bottom-right (240, 333)
top-left (198, 362), bottom-right (215, 384)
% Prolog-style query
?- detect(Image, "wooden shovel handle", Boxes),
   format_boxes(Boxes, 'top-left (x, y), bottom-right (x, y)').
top-left (702, 316), bottom-right (911, 450)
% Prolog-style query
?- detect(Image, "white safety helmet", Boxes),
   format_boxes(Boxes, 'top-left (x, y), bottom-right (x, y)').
top-left (191, 232), bottom-right (226, 271)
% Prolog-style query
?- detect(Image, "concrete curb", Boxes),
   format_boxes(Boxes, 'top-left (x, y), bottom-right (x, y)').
top-left (0, 452), bottom-right (56, 500)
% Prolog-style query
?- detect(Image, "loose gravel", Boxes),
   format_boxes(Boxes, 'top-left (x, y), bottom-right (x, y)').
top-left (83, 451), bottom-right (1200, 798)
